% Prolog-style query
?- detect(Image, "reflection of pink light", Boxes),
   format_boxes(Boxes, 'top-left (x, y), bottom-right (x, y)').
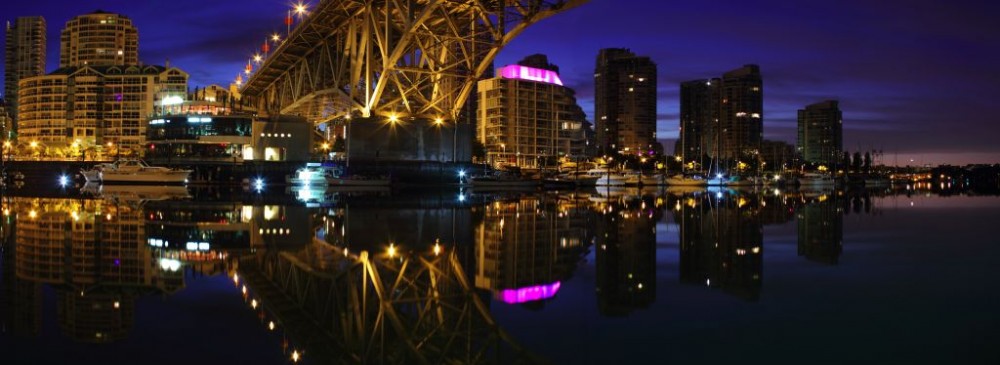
top-left (498, 65), bottom-right (564, 86)
top-left (499, 282), bottom-right (562, 304)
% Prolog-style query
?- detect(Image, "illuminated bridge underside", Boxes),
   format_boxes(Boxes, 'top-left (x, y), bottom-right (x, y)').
top-left (238, 243), bottom-right (533, 364)
top-left (242, 0), bottom-right (587, 124)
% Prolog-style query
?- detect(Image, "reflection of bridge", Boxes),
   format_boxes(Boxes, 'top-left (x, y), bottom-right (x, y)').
top-left (237, 240), bottom-right (534, 364)
top-left (241, 0), bottom-right (586, 124)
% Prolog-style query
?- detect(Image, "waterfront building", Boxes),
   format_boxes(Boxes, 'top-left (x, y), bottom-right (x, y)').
top-left (146, 86), bottom-right (315, 163)
top-left (678, 78), bottom-right (719, 168)
top-left (678, 65), bottom-right (763, 170)
top-left (797, 100), bottom-right (843, 165)
top-left (59, 11), bottom-right (138, 68)
top-left (477, 55), bottom-right (590, 168)
top-left (17, 65), bottom-right (188, 157)
top-left (594, 48), bottom-right (658, 156)
top-left (0, 100), bottom-right (12, 139)
top-left (714, 65), bottom-right (763, 162)
top-left (4, 16), bottom-right (46, 125)
top-left (760, 139), bottom-right (795, 172)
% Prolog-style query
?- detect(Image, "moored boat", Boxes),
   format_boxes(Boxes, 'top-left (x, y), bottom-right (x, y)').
top-left (80, 159), bottom-right (191, 184)
top-left (798, 172), bottom-right (836, 186)
top-left (666, 174), bottom-right (708, 186)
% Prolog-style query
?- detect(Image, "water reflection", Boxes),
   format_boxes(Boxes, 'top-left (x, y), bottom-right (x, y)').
top-left (0, 186), bottom-right (934, 363)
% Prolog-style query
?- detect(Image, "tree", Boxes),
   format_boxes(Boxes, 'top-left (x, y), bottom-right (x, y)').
top-left (864, 152), bottom-right (872, 173)
top-left (852, 151), bottom-right (862, 173)
top-left (842, 152), bottom-right (851, 172)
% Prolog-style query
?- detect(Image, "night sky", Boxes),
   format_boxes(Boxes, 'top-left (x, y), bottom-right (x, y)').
top-left (2, 0), bottom-right (998, 165)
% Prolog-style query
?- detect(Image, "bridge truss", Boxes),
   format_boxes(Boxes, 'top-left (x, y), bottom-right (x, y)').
top-left (241, 0), bottom-right (586, 124)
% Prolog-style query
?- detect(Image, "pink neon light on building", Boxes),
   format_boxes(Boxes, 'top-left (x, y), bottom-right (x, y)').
top-left (499, 282), bottom-right (562, 304)
top-left (497, 65), bottom-right (564, 86)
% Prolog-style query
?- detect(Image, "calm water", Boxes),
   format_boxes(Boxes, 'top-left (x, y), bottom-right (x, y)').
top-left (1, 185), bottom-right (998, 364)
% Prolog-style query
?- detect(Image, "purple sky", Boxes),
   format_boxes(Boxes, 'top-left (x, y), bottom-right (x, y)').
top-left (3, 0), bottom-right (998, 165)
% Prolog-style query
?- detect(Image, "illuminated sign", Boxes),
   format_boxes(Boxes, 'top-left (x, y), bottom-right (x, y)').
top-left (499, 282), bottom-right (562, 304)
top-left (187, 116), bottom-right (212, 123)
top-left (161, 95), bottom-right (185, 106)
top-left (498, 65), bottom-right (564, 86)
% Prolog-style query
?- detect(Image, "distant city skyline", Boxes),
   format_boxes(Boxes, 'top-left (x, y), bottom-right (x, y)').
top-left (1, 0), bottom-right (998, 165)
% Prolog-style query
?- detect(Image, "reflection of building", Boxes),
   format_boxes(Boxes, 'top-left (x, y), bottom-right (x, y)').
top-left (678, 193), bottom-right (763, 301)
top-left (6, 197), bottom-right (174, 342)
top-left (474, 197), bottom-right (592, 306)
top-left (17, 65), bottom-right (188, 156)
top-left (58, 291), bottom-right (134, 343)
top-left (594, 48), bottom-right (658, 156)
top-left (478, 54), bottom-right (590, 168)
top-left (4, 16), bottom-right (46, 125)
top-left (797, 100), bottom-right (842, 165)
top-left (2, 212), bottom-right (43, 337)
top-left (59, 11), bottom-right (138, 68)
top-left (797, 195), bottom-right (843, 264)
top-left (595, 197), bottom-right (657, 316)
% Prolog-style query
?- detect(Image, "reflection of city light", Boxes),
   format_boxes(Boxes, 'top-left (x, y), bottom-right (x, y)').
top-left (500, 282), bottom-right (561, 304)
top-left (233, 273), bottom-right (240, 284)
top-left (752, 246), bottom-right (761, 254)
top-left (387, 244), bottom-right (396, 258)
top-left (433, 243), bottom-right (442, 256)
top-left (291, 350), bottom-right (301, 363)
top-left (251, 299), bottom-right (258, 309)
top-left (114, 301), bottom-right (120, 309)
top-left (268, 321), bottom-right (276, 331)
top-left (29, 210), bottom-right (37, 219)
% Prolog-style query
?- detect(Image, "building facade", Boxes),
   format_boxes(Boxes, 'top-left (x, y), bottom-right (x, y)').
top-left (797, 100), bottom-right (842, 165)
top-left (678, 78), bottom-right (719, 167)
top-left (679, 65), bottom-right (763, 170)
top-left (478, 55), bottom-right (589, 168)
top-left (17, 65), bottom-right (188, 157)
top-left (60, 11), bottom-right (138, 68)
top-left (4, 16), bottom-right (47, 126)
top-left (594, 48), bottom-right (657, 156)
top-left (715, 64), bottom-right (763, 162)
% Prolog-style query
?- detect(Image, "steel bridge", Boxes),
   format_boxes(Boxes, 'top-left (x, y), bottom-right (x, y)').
top-left (240, 0), bottom-right (586, 125)
top-left (236, 239), bottom-right (536, 364)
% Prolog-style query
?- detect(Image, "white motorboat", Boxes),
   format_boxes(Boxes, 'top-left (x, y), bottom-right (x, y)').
top-left (587, 169), bottom-right (639, 186)
top-left (639, 173), bottom-right (666, 186)
top-left (80, 159), bottom-right (191, 184)
top-left (798, 172), bottom-right (836, 186)
top-left (550, 171), bottom-right (601, 187)
top-left (288, 164), bottom-right (391, 187)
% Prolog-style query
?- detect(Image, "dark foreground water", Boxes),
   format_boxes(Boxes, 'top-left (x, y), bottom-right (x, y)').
top-left (1, 185), bottom-right (998, 364)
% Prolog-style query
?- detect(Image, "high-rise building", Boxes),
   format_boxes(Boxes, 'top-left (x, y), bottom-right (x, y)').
top-left (594, 48), bottom-right (657, 156)
top-left (678, 78), bottom-right (719, 166)
top-left (715, 64), bottom-right (763, 162)
top-left (678, 65), bottom-right (763, 169)
top-left (478, 55), bottom-right (590, 168)
top-left (17, 65), bottom-right (188, 156)
top-left (60, 11), bottom-right (138, 68)
top-left (4, 16), bottom-right (47, 126)
top-left (797, 100), bottom-right (842, 165)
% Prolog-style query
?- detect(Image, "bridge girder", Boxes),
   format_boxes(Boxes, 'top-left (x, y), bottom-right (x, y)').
top-left (241, 0), bottom-right (587, 125)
